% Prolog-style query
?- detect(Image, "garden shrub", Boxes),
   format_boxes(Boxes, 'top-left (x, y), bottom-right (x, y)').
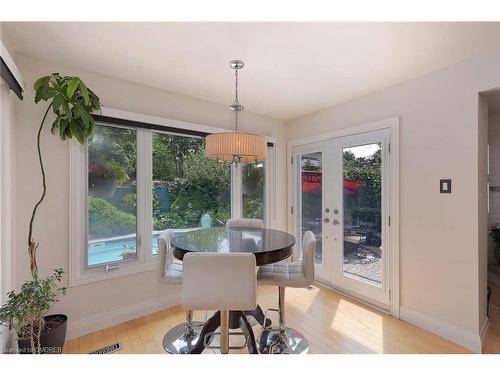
top-left (88, 197), bottom-right (136, 238)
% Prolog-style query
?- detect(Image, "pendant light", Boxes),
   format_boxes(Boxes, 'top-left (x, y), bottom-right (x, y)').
top-left (205, 60), bottom-right (267, 164)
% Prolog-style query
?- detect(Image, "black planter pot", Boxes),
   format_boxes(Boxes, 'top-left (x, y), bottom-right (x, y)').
top-left (17, 314), bottom-right (68, 354)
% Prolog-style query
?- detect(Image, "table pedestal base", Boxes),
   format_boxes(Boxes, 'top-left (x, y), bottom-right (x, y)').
top-left (187, 305), bottom-right (270, 354)
top-left (258, 327), bottom-right (309, 354)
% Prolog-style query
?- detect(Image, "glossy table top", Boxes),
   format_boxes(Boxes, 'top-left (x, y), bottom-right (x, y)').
top-left (171, 227), bottom-right (296, 266)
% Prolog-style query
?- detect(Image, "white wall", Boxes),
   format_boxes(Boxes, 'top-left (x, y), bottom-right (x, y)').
top-left (12, 54), bottom-right (287, 338)
top-left (286, 50), bottom-right (500, 352)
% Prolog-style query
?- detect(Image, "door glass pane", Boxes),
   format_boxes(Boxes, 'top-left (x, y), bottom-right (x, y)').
top-left (88, 125), bottom-right (137, 266)
top-left (242, 162), bottom-right (265, 220)
top-left (300, 152), bottom-right (323, 264)
top-left (152, 132), bottom-right (231, 255)
top-left (342, 143), bottom-right (382, 286)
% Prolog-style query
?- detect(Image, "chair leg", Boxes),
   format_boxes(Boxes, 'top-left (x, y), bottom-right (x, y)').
top-left (244, 305), bottom-right (272, 328)
top-left (238, 312), bottom-right (258, 354)
top-left (220, 310), bottom-right (230, 354)
top-left (258, 286), bottom-right (310, 354)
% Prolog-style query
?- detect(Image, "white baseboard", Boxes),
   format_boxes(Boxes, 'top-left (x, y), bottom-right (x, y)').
top-left (400, 306), bottom-right (484, 353)
top-left (0, 325), bottom-right (16, 353)
top-left (480, 317), bottom-right (490, 352)
top-left (66, 291), bottom-right (182, 340)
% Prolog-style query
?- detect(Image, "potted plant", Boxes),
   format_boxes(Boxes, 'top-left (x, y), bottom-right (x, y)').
top-left (490, 224), bottom-right (500, 266)
top-left (121, 244), bottom-right (137, 261)
top-left (0, 73), bottom-right (101, 354)
top-left (0, 269), bottom-right (66, 353)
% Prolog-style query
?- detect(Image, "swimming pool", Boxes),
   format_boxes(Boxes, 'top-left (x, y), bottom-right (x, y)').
top-left (88, 233), bottom-right (161, 266)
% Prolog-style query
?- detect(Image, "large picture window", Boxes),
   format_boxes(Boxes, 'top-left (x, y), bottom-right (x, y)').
top-left (73, 115), bottom-right (274, 285)
top-left (87, 125), bottom-right (138, 266)
top-left (152, 131), bottom-right (231, 254)
top-left (241, 162), bottom-right (265, 219)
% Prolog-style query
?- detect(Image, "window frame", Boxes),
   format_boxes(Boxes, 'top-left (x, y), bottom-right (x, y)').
top-left (234, 150), bottom-right (274, 225)
top-left (69, 108), bottom-right (276, 286)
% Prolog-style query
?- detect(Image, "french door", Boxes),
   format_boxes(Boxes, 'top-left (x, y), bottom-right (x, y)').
top-left (293, 128), bottom-right (391, 308)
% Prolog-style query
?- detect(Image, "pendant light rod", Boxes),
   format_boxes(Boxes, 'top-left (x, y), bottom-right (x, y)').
top-left (229, 60), bottom-right (245, 133)
top-left (235, 68), bottom-right (239, 132)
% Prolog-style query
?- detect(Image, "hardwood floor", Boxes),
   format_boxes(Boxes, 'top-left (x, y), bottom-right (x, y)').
top-left (484, 282), bottom-right (500, 353)
top-left (64, 284), bottom-right (471, 354)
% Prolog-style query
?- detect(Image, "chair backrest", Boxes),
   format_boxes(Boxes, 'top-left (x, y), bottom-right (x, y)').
top-left (226, 218), bottom-right (264, 229)
top-left (182, 253), bottom-right (257, 311)
top-left (158, 229), bottom-right (174, 274)
top-left (301, 231), bottom-right (317, 285)
top-left (157, 229), bottom-right (183, 283)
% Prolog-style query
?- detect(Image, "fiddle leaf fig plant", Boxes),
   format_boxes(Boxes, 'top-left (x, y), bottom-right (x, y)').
top-left (0, 74), bottom-right (100, 354)
top-left (28, 74), bottom-right (101, 277)
top-left (34, 73), bottom-right (100, 143)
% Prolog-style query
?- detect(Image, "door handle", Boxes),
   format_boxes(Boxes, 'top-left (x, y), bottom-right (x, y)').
top-left (323, 217), bottom-right (330, 223)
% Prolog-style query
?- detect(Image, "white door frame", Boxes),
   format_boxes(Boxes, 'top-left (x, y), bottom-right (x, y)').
top-left (287, 116), bottom-right (400, 318)
top-left (291, 142), bottom-right (330, 280)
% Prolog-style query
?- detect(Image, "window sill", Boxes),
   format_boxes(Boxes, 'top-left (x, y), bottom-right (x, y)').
top-left (69, 260), bottom-right (157, 287)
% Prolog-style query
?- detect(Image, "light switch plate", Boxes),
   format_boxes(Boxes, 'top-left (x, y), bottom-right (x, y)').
top-left (440, 179), bottom-right (451, 194)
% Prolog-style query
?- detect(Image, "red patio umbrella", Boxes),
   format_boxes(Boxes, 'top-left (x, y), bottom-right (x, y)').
top-left (301, 171), bottom-right (361, 195)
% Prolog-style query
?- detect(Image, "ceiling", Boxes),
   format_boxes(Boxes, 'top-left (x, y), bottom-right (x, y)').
top-left (3, 22), bottom-right (500, 121)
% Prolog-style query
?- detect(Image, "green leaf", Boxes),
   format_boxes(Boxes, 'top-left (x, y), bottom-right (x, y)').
top-left (34, 91), bottom-right (43, 104)
top-left (61, 101), bottom-right (71, 118)
top-left (60, 76), bottom-right (72, 87)
top-left (79, 81), bottom-right (90, 106)
top-left (51, 118), bottom-right (59, 135)
top-left (33, 76), bottom-right (49, 91)
top-left (66, 78), bottom-right (79, 99)
top-left (52, 94), bottom-right (64, 113)
top-left (79, 104), bottom-right (92, 129)
top-left (40, 88), bottom-right (58, 101)
top-left (87, 117), bottom-right (95, 137)
top-left (69, 121), bottom-right (85, 144)
top-left (65, 125), bottom-right (73, 139)
top-left (59, 119), bottom-right (68, 140)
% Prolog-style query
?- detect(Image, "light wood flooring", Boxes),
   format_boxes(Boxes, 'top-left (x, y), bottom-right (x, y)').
top-left (484, 282), bottom-right (500, 353)
top-left (64, 284), bottom-right (476, 354)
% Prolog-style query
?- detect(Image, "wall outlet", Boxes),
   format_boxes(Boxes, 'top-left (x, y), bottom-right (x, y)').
top-left (440, 179), bottom-right (451, 194)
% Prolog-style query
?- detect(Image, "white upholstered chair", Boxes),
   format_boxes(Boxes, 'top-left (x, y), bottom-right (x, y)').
top-left (226, 217), bottom-right (264, 326)
top-left (157, 229), bottom-right (203, 354)
top-left (257, 230), bottom-right (316, 354)
top-left (226, 218), bottom-right (264, 229)
top-left (183, 252), bottom-right (257, 354)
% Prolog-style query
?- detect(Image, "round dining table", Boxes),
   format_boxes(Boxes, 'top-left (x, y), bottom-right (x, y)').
top-left (171, 226), bottom-right (296, 354)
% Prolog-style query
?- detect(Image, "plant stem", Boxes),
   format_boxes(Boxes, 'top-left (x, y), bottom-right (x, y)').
top-left (29, 323), bottom-right (35, 354)
top-left (37, 318), bottom-right (42, 354)
top-left (27, 103), bottom-right (52, 278)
